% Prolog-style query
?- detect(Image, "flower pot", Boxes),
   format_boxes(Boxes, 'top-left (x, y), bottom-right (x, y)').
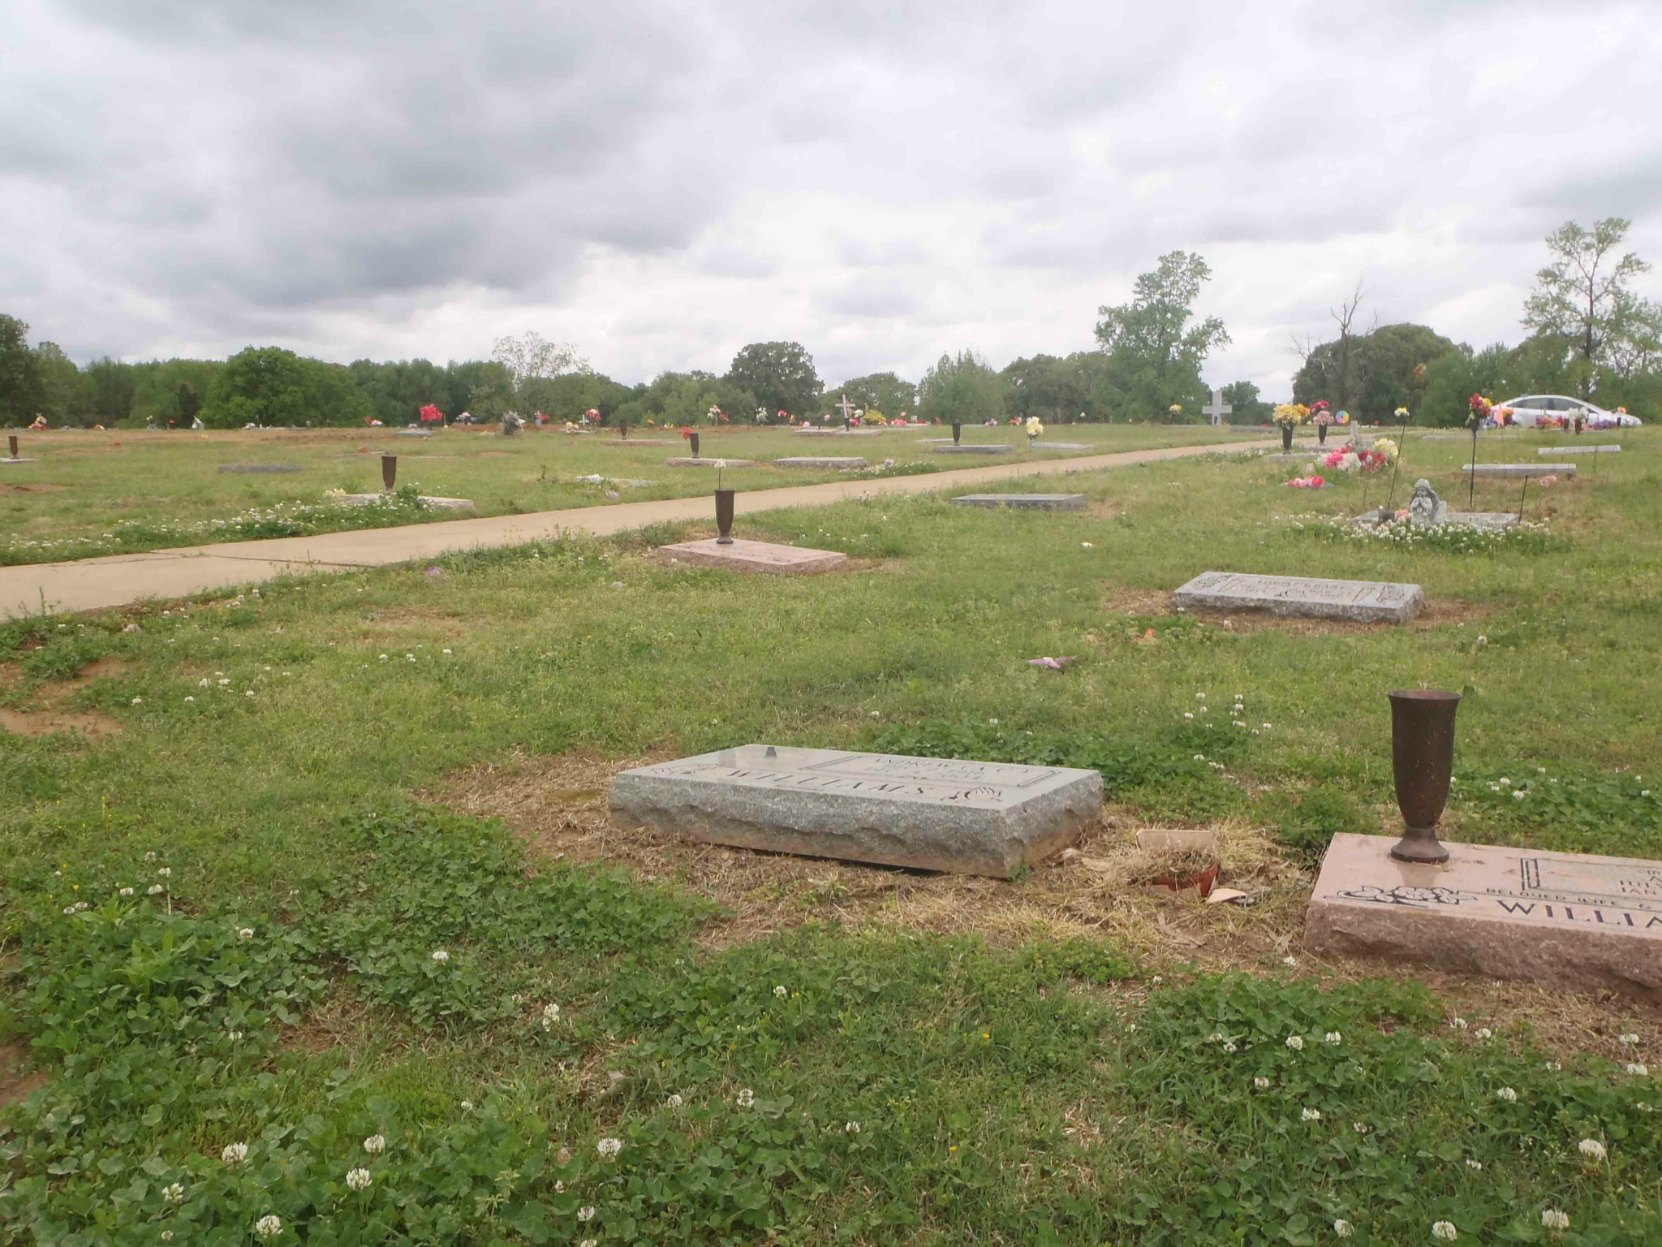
top-left (1317, 424), bottom-right (1328, 444)
top-left (689, 432), bottom-right (700, 458)
top-left (715, 488), bottom-right (735, 544)
top-left (1387, 689), bottom-right (1461, 864)
top-left (381, 454), bottom-right (397, 492)
top-left (1281, 425), bottom-right (1293, 452)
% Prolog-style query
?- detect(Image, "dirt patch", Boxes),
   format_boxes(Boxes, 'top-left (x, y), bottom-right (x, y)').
top-left (1102, 586), bottom-right (1493, 635)
top-left (430, 750), bottom-right (1662, 1050)
top-left (0, 656), bottom-right (129, 737)
top-left (1086, 499), bottom-right (1121, 521)
top-left (0, 1041), bottom-right (47, 1107)
top-left (0, 482), bottom-right (69, 493)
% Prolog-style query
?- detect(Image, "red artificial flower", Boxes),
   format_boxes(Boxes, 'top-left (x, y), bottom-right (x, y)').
top-left (419, 403), bottom-right (444, 423)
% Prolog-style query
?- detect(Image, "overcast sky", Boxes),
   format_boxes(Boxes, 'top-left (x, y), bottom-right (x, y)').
top-left (4, 0), bottom-right (1661, 397)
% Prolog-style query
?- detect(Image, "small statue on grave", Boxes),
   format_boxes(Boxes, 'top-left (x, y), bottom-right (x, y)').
top-left (1408, 479), bottom-right (1445, 526)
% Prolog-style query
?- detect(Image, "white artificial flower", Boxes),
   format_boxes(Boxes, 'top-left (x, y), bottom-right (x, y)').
top-left (1334, 1220), bottom-right (1354, 1238)
top-left (1578, 1138), bottom-right (1606, 1161)
top-left (255, 1214), bottom-right (283, 1239)
top-left (1432, 1220), bottom-right (1458, 1241)
top-left (736, 1088), bottom-right (755, 1108)
top-left (363, 1134), bottom-right (386, 1154)
top-left (1541, 1208), bottom-right (1569, 1230)
top-left (1496, 1087), bottom-right (1517, 1102)
top-left (346, 1167), bottom-right (372, 1191)
top-left (1285, 1035), bottom-right (1305, 1051)
top-left (597, 1137), bottom-right (622, 1159)
top-left (430, 949), bottom-right (449, 963)
top-left (222, 1142), bottom-right (248, 1165)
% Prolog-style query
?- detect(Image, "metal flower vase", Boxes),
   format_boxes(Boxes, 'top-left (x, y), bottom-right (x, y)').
top-left (1317, 423), bottom-right (1328, 445)
top-left (381, 454), bottom-right (397, 493)
top-left (715, 488), bottom-right (736, 544)
top-left (1281, 424), bottom-right (1294, 452)
top-left (1387, 689), bottom-right (1461, 864)
top-left (689, 432), bottom-right (700, 458)
top-left (7, 435), bottom-right (18, 460)
top-left (952, 421), bottom-right (962, 445)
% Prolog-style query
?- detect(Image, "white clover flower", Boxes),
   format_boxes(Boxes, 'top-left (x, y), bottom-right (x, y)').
top-left (184, 696), bottom-right (194, 703)
top-left (1432, 1220), bottom-right (1458, 1241)
top-left (1223, 1041), bottom-right (1238, 1054)
top-left (1208, 1032), bottom-right (1223, 1044)
top-left (1450, 1017), bottom-right (1468, 1030)
top-left (1282, 956), bottom-right (1297, 967)
top-left (774, 985), bottom-right (788, 998)
top-left (666, 1093), bottom-right (684, 1108)
top-left (1544, 1060), bottom-right (1562, 1072)
top-left (255, 1214), bottom-right (283, 1239)
top-left (1496, 1087), bottom-right (1517, 1102)
top-left (430, 949), bottom-right (449, 963)
top-left (222, 1142), bottom-right (248, 1165)
top-left (1476, 1027), bottom-right (1492, 1040)
top-left (1325, 1032), bottom-right (1342, 1045)
top-left (597, 1137), bottom-right (622, 1159)
top-left (577, 1206), bottom-right (596, 1222)
top-left (460, 1100), bottom-right (474, 1111)
top-left (1301, 1107), bottom-right (1321, 1122)
top-left (1620, 1033), bottom-right (1640, 1045)
top-left (1253, 1077), bottom-right (1270, 1090)
top-left (346, 1167), bottom-right (372, 1191)
top-left (363, 1134), bottom-right (386, 1154)
top-left (227, 1030), bottom-right (243, 1041)
top-left (119, 886), bottom-right (134, 896)
top-left (62, 905), bottom-right (76, 915)
top-left (1195, 692), bottom-right (1205, 701)
top-left (238, 927), bottom-right (254, 940)
top-left (156, 866), bottom-right (172, 878)
top-left (1541, 1208), bottom-right (1569, 1231)
top-left (1334, 1220), bottom-right (1354, 1238)
top-left (162, 1182), bottom-right (184, 1203)
top-left (736, 1088), bottom-right (755, 1108)
top-left (1578, 1138), bottom-right (1606, 1161)
top-left (1285, 1035), bottom-right (1305, 1051)
top-left (1353, 1121), bottom-right (1369, 1134)
top-left (1465, 1158), bottom-right (1482, 1170)
top-left (845, 1120), bottom-right (861, 1133)
top-left (541, 1002), bottom-right (561, 1030)
top-left (580, 1241), bottom-right (596, 1247)
top-left (1627, 1063), bottom-right (1649, 1076)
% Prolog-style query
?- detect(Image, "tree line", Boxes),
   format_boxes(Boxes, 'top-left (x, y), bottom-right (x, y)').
top-left (2, 219), bottom-right (1656, 430)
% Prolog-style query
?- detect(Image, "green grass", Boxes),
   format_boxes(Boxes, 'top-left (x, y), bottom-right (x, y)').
top-left (0, 422), bottom-right (1262, 564)
top-left (1, 425), bottom-right (1658, 1243)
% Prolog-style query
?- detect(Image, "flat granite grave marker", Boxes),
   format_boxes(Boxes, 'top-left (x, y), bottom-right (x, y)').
top-left (609, 744), bottom-right (1103, 877)
top-left (1305, 833), bottom-right (1662, 1000)
top-left (657, 538), bottom-right (846, 575)
top-left (796, 427), bottom-right (881, 437)
top-left (1174, 571), bottom-right (1425, 623)
top-left (334, 493), bottom-right (475, 511)
top-left (1464, 463), bottom-right (1576, 478)
top-left (951, 493), bottom-right (1087, 511)
top-left (218, 463), bottom-right (303, 474)
top-left (666, 457), bottom-right (757, 468)
top-left (774, 456), bottom-right (868, 469)
top-left (933, 444), bottom-right (1012, 455)
top-left (1539, 445), bottom-right (1620, 455)
top-left (1028, 441), bottom-right (1091, 452)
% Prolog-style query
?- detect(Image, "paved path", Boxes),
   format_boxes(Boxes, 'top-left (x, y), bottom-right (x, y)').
top-left (1, 439), bottom-right (1271, 618)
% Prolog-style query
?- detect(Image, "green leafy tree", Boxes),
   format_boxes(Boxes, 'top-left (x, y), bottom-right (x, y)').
top-left (441, 360), bottom-right (514, 421)
top-left (1523, 217), bottom-right (1657, 399)
top-left (204, 346), bottom-right (370, 428)
top-left (491, 332), bottom-right (590, 415)
top-left (0, 313), bottom-right (44, 425)
top-left (1294, 323), bottom-right (1459, 423)
top-left (917, 350), bottom-right (1004, 425)
top-left (1094, 252), bottom-right (1229, 421)
top-left (33, 341), bottom-right (81, 425)
top-left (80, 358), bottom-right (137, 427)
top-left (828, 371), bottom-right (916, 419)
top-left (1220, 380), bottom-right (1270, 425)
top-left (637, 370), bottom-right (757, 427)
top-left (726, 342), bottom-right (822, 419)
top-left (1001, 355), bottom-right (1100, 424)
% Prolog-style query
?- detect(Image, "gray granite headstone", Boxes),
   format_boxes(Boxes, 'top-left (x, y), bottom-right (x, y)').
top-left (1174, 571), bottom-right (1425, 623)
top-left (1466, 463), bottom-right (1576, 478)
top-left (774, 457), bottom-right (869, 469)
top-left (609, 744), bottom-right (1102, 877)
top-left (951, 494), bottom-right (1088, 511)
top-left (933, 444), bottom-right (1012, 455)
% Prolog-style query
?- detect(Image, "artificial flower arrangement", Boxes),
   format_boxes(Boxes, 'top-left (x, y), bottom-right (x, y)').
top-left (1286, 474), bottom-right (1327, 489)
top-left (1310, 400), bottom-right (1333, 426)
top-left (680, 425), bottom-right (694, 440)
top-left (1336, 409), bottom-right (1351, 425)
top-left (1271, 403), bottom-right (1310, 426)
top-left (1322, 444), bottom-right (1395, 474)
top-left (1026, 415), bottom-right (1044, 442)
top-left (706, 405), bottom-right (728, 424)
top-left (583, 408), bottom-right (600, 424)
top-left (1467, 394), bottom-right (1492, 427)
top-left (777, 409), bottom-right (790, 423)
top-left (418, 403), bottom-right (444, 424)
top-left (1168, 403), bottom-right (1183, 417)
top-left (1394, 406), bottom-right (1410, 421)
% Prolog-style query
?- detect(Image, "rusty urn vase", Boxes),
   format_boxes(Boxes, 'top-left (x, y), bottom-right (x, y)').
top-left (714, 488), bottom-right (736, 544)
top-left (1387, 689), bottom-right (1461, 864)
top-left (381, 454), bottom-right (397, 492)
top-left (7, 435), bottom-right (17, 460)
top-left (689, 432), bottom-right (700, 458)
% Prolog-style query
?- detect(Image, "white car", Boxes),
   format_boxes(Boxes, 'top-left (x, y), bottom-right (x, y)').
top-left (1497, 395), bottom-right (1642, 428)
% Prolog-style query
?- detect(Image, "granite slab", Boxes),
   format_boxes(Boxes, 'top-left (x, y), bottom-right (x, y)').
top-left (796, 428), bottom-right (882, 437)
top-left (657, 538), bottom-right (846, 574)
top-left (1173, 571), bottom-right (1424, 623)
top-left (396, 429), bottom-right (432, 438)
top-left (951, 493), bottom-right (1088, 511)
top-left (774, 457), bottom-right (869, 469)
top-left (0, 458), bottom-right (35, 465)
top-left (218, 464), bottom-right (303, 474)
top-left (609, 744), bottom-right (1103, 877)
top-left (335, 493), bottom-right (475, 511)
top-left (1464, 463), bottom-right (1577, 477)
top-left (1028, 441), bottom-right (1091, 451)
top-left (603, 437), bottom-right (671, 446)
top-left (665, 457), bottom-right (757, 467)
top-left (933, 444), bottom-right (1012, 455)
top-left (1304, 833), bottom-right (1662, 1000)
top-left (1539, 445), bottom-right (1620, 454)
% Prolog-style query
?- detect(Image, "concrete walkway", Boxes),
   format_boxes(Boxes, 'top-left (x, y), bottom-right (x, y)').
top-left (1, 439), bottom-right (1270, 618)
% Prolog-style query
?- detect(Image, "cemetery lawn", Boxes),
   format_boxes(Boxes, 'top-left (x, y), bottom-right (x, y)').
top-left (3, 425), bottom-right (1660, 1244)
top-left (0, 422), bottom-right (1259, 566)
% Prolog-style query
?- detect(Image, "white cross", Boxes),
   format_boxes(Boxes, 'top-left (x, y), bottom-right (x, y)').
top-left (838, 394), bottom-right (853, 421)
top-left (1202, 388), bottom-right (1231, 426)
